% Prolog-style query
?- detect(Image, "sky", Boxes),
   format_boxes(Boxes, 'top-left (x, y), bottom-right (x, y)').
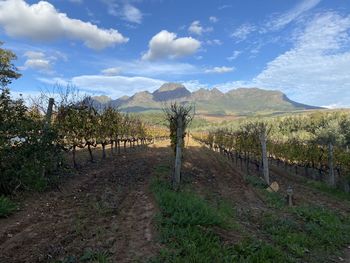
top-left (0, 0), bottom-right (349, 108)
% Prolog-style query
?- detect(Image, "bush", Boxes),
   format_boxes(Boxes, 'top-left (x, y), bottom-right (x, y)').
top-left (0, 195), bottom-right (17, 217)
top-left (0, 88), bottom-right (62, 194)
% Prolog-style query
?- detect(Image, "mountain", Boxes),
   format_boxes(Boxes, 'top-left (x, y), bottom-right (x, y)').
top-left (91, 83), bottom-right (322, 115)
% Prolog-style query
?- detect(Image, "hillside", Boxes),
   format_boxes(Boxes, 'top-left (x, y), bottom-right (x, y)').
top-left (91, 83), bottom-right (322, 115)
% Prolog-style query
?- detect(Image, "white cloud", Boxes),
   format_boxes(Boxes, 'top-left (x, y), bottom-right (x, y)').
top-left (231, 23), bottom-right (256, 41)
top-left (142, 30), bottom-right (201, 61)
top-left (122, 4), bottom-right (142, 24)
top-left (209, 16), bottom-right (218, 23)
top-left (254, 12), bottom-right (350, 106)
top-left (188, 20), bottom-right (213, 35)
top-left (100, 59), bottom-right (200, 77)
top-left (205, 66), bottom-right (235, 74)
top-left (206, 39), bottom-right (222, 46)
top-left (100, 0), bottom-right (143, 24)
top-left (265, 0), bottom-right (321, 31)
top-left (100, 0), bottom-right (119, 16)
top-left (218, 4), bottom-right (231, 10)
top-left (39, 75), bottom-right (165, 98)
top-left (0, 0), bottom-right (128, 50)
top-left (37, 77), bottom-right (70, 86)
top-left (101, 67), bottom-right (122, 76)
top-left (227, 50), bottom-right (242, 61)
top-left (214, 80), bottom-right (254, 92)
top-left (21, 51), bottom-right (52, 73)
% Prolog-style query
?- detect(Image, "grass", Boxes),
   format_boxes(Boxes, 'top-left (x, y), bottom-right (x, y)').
top-left (0, 195), bottom-right (17, 217)
top-left (306, 180), bottom-right (350, 201)
top-left (53, 250), bottom-right (110, 263)
top-left (244, 175), bottom-right (268, 189)
top-left (150, 164), bottom-right (290, 262)
top-left (238, 172), bottom-right (350, 262)
top-left (259, 202), bottom-right (350, 262)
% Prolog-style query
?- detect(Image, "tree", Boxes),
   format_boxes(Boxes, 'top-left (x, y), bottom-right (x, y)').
top-left (314, 119), bottom-right (344, 187)
top-left (164, 103), bottom-right (193, 189)
top-left (0, 42), bottom-right (21, 88)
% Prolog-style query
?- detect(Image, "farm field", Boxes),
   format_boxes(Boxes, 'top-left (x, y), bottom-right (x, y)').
top-left (1, 138), bottom-right (349, 263)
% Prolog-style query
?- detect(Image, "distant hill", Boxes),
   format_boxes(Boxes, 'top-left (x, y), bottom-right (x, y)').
top-left (91, 83), bottom-right (322, 115)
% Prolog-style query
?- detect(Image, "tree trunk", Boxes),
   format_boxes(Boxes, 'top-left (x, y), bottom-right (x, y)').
top-left (328, 142), bottom-right (335, 187)
top-left (88, 144), bottom-right (94, 162)
top-left (173, 116), bottom-right (183, 190)
top-left (110, 141), bottom-right (114, 155)
top-left (260, 131), bottom-right (270, 185)
top-left (72, 145), bottom-right (77, 168)
top-left (102, 144), bottom-right (106, 159)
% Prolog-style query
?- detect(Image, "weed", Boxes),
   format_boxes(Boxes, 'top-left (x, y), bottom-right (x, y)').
top-left (0, 195), bottom-right (17, 217)
top-left (306, 180), bottom-right (350, 201)
top-left (244, 175), bottom-right (268, 189)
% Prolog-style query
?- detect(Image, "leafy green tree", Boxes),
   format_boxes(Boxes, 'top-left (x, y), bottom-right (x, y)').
top-left (0, 42), bottom-right (21, 88)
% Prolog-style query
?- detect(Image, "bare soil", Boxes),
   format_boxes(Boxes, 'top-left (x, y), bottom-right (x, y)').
top-left (0, 145), bottom-right (166, 263)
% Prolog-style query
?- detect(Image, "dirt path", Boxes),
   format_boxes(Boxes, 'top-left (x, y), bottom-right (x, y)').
top-left (0, 146), bottom-right (165, 263)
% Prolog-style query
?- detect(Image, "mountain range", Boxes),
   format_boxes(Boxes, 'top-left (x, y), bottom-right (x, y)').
top-left (91, 83), bottom-right (321, 115)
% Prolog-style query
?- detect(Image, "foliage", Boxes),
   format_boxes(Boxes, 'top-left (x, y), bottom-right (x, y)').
top-left (163, 103), bottom-right (193, 153)
top-left (193, 111), bottom-right (350, 189)
top-left (0, 88), bottom-right (62, 194)
top-left (0, 195), bottom-right (17, 217)
top-left (0, 42), bottom-right (21, 88)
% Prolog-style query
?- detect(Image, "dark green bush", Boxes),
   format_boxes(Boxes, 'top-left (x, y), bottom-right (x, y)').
top-left (0, 88), bottom-right (62, 195)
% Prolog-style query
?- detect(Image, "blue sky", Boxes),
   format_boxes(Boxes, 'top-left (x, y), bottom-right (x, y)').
top-left (0, 0), bottom-right (349, 107)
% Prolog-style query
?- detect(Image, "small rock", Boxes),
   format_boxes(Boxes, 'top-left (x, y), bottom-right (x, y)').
top-left (267, 181), bottom-right (279, 192)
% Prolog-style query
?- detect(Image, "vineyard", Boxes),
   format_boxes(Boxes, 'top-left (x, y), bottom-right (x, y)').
top-left (192, 112), bottom-right (350, 191)
top-left (1, 44), bottom-right (350, 263)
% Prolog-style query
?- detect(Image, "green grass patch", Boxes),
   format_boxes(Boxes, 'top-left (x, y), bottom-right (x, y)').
top-left (306, 180), bottom-right (350, 201)
top-left (260, 205), bottom-right (350, 262)
top-left (257, 190), bottom-right (286, 209)
top-left (0, 195), bottom-right (17, 218)
top-left (244, 175), bottom-right (268, 189)
top-left (150, 165), bottom-right (290, 262)
top-left (53, 250), bottom-right (110, 263)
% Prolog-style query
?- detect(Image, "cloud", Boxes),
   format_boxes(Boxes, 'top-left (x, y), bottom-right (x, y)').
top-left (188, 21), bottom-right (213, 35)
top-left (122, 4), bottom-right (142, 24)
top-left (142, 30), bottom-right (201, 61)
top-left (39, 75), bottom-right (165, 98)
top-left (218, 4), bottom-right (231, 10)
top-left (205, 66), bottom-right (235, 74)
top-left (265, 0), bottom-right (321, 31)
top-left (0, 0), bottom-right (128, 50)
top-left (227, 50), bottom-right (242, 61)
top-left (231, 23), bottom-right (256, 41)
top-left (100, 0), bottom-right (119, 16)
top-left (253, 12), bottom-right (350, 106)
top-left (101, 67), bottom-right (122, 76)
top-left (206, 39), bottom-right (222, 46)
top-left (20, 51), bottom-right (53, 73)
top-left (209, 16), bottom-right (218, 23)
top-left (100, 0), bottom-right (143, 24)
top-left (99, 59), bottom-right (200, 77)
